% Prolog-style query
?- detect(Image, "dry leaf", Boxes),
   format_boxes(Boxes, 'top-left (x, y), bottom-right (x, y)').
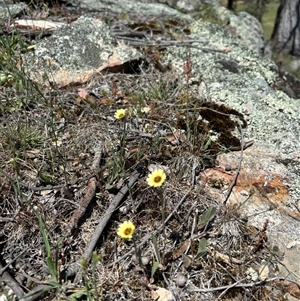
top-left (148, 164), bottom-right (170, 174)
top-left (151, 287), bottom-right (174, 301)
top-left (129, 147), bottom-right (139, 154)
top-left (116, 91), bottom-right (124, 99)
top-left (223, 47), bottom-right (231, 53)
top-left (214, 250), bottom-right (242, 265)
top-left (85, 95), bottom-right (96, 107)
top-left (75, 96), bottom-right (83, 104)
top-left (172, 240), bottom-right (190, 259)
top-left (166, 133), bottom-right (177, 144)
top-left (78, 88), bottom-right (89, 100)
top-left (286, 240), bottom-right (300, 249)
top-left (182, 254), bottom-right (192, 268)
top-left (289, 283), bottom-right (300, 298)
top-left (258, 264), bottom-right (269, 280)
top-left (166, 130), bottom-right (186, 144)
top-left (40, 190), bottom-right (53, 196)
top-left (13, 20), bottom-right (65, 30)
top-left (141, 106), bottom-right (151, 113)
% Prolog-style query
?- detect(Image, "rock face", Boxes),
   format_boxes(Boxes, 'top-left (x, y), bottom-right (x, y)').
top-left (0, 0), bottom-right (28, 19)
top-left (160, 11), bottom-right (300, 284)
top-left (23, 16), bottom-right (143, 87)
top-left (78, 0), bottom-right (193, 21)
top-left (13, 0), bottom-right (300, 291)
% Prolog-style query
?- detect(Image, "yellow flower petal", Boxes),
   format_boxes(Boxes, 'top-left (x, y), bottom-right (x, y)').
top-left (117, 220), bottom-right (135, 239)
top-left (114, 109), bottom-right (126, 119)
top-left (146, 169), bottom-right (166, 187)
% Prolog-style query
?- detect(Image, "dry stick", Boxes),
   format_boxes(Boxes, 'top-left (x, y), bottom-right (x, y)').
top-left (223, 119), bottom-right (245, 205)
top-left (66, 169), bottom-right (142, 278)
top-left (0, 262), bottom-right (24, 298)
top-left (189, 277), bottom-right (286, 293)
top-left (68, 148), bottom-right (103, 232)
top-left (108, 190), bottom-right (191, 268)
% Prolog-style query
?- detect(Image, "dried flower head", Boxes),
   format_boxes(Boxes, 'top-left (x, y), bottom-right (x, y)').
top-left (147, 169), bottom-right (166, 187)
top-left (114, 109), bottom-right (126, 119)
top-left (117, 220), bottom-right (135, 239)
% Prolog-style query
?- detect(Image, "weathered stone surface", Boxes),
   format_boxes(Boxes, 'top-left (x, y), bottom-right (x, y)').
top-left (22, 16), bottom-right (143, 87)
top-left (215, 7), bottom-right (265, 53)
top-left (0, 0), bottom-right (28, 19)
top-left (77, 0), bottom-right (193, 22)
top-left (162, 17), bottom-right (300, 284)
top-left (199, 147), bottom-right (300, 282)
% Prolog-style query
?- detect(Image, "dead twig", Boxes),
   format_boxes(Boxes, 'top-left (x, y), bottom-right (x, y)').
top-left (189, 277), bottom-right (286, 293)
top-left (68, 147), bottom-right (103, 232)
top-left (19, 284), bottom-right (51, 301)
top-left (223, 119), bottom-right (245, 205)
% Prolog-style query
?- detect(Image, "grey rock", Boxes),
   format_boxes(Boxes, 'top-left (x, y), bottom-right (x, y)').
top-left (162, 18), bottom-right (300, 284)
top-left (22, 16), bottom-right (143, 86)
top-left (78, 0), bottom-right (193, 22)
top-left (215, 7), bottom-right (265, 53)
top-left (0, 0), bottom-right (28, 19)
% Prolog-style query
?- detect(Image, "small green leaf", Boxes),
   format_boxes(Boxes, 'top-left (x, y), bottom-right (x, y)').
top-left (152, 235), bottom-right (160, 261)
top-left (46, 256), bottom-right (58, 282)
top-left (151, 261), bottom-right (160, 278)
top-left (92, 252), bottom-right (101, 263)
top-left (196, 238), bottom-right (207, 259)
top-left (69, 290), bottom-right (88, 300)
top-left (182, 254), bottom-right (192, 268)
top-left (200, 207), bottom-right (216, 223)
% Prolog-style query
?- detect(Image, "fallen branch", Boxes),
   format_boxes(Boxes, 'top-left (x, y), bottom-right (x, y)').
top-left (68, 147), bottom-right (103, 232)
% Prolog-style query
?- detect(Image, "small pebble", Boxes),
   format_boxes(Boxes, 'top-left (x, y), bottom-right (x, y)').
top-left (176, 274), bottom-right (187, 287)
top-left (224, 164), bottom-right (231, 171)
top-left (119, 205), bottom-right (130, 214)
top-left (141, 256), bottom-right (150, 266)
top-left (132, 255), bottom-right (150, 266)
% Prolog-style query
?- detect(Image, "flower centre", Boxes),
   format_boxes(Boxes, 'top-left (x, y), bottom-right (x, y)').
top-left (154, 176), bottom-right (161, 183)
top-left (124, 228), bottom-right (132, 235)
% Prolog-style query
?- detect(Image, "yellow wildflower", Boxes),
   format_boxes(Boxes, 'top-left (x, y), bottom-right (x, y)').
top-left (147, 169), bottom-right (166, 187)
top-left (117, 220), bottom-right (135, 239)
top-left (114, 109), bottom-right (126, 119)
top-left (52, 139), bottom-right (62, 146)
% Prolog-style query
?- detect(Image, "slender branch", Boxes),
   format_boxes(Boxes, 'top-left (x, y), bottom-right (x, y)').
top-left (188, 277), bottom-right (286, 293)
top-left (223, 119), bottom-right (245, 205)
top-left (68, 148), bottom-right (103, 232)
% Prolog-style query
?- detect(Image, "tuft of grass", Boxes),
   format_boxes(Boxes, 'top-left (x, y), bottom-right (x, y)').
top-left (2, 124), bottom-right (45, 151)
